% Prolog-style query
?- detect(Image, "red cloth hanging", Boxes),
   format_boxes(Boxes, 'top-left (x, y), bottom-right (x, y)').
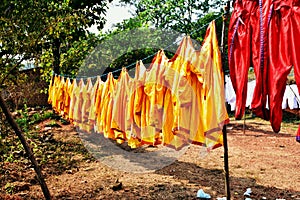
top-left (229, 0), bottom-right (300, 139)
top-left (267, 0), bottom-right (293, 133)
top-left (250, 0), bottom-right (272, 121)
top-left (228, 0), bottom-right (258, 119)
top-left (291, 0), bottom-right (300, 95)
top-left (297, 124), bottom-right (300, 143)
top-left (290, 0), bottom-right (300, 140)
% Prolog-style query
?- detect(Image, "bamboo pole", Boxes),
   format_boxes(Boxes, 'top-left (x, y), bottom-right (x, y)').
top-left (220, 1), bottom-right (231, 199)
top-left (0, 92), bottom-right (51, 200)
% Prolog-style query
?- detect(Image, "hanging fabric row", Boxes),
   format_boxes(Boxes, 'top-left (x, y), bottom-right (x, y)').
top-left (228, 0), bottom-right (300, 142)
top-left (48, 21), bottom-right (229, 150)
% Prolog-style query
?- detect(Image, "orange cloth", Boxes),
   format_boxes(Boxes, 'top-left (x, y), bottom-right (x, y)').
top-left (68, 79), bottom-right (78, 122)
top-left (163, 37), bottom-right (195, 149)
top-left (51, 75), bottom-right (61, 111)
top-left (80, 78), bottom-right (94, 132)
top-left (98, 73), bottom-right (116, 139)
top-left (94, 77), bottom-right (105, 133)
top-left (48, 21), bottom-right (229, 151)
top-left (127, 61), bottom-right (146, 148)
top-left (142, 50), bottom-right (169, 145)
top-left (88, 76), bottom-right (103, 132)
top-left (73, 79), bottom-right (84, 126)
top-left (63, 78), bottom-right (72, 119)
top-left (57, 77), bottom-right (65, 114)
top-left (191, 21), bottom-right (229, 149)
top-left (111, 68), bottom-right (132, 143)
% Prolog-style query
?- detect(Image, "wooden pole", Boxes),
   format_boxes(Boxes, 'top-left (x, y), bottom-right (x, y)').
top-left (222, 126), bottom-right (230, 199)
top-left (221, 1), bottom-right (231, 199)
top-left (243, 110), bottom-right (246, 134)
top-left (0, 92), bottom-right (51, 200)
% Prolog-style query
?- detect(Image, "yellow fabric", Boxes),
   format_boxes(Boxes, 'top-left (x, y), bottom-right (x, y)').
top-left (190, 21), bottom-right (229, 149)
top-left (73, 79), bottom-right (84, 126)
top-left (58, 77), bottom-right (65, 114)
top-left (79, 78), bottom-right (93, 132)
top-left (163, 37), bottom-right (195, 149)
top-left (47, 21), bottom-right (229, 151)
top-left (52, 76), bottom-right (65, 114)
top-left (99, 73), bottom-right (116, 139)
top-left (68, 79), bottom-right (78, 122)
top-left (127, 61), bottom-right (146, 148)
top-left (95, 77), bottom-right (105, 133)
top-left (51, 75), bottom-right (61, 111)
top-left (187, 59), bottom-right (205, 145)
top-left (88, 76), bottom-right (102, 132)
top-left (141, 50), bottom-right (171, 145)
top-left (111, 68), bottom-right (132, 143)
top-left (161, 88), bottom-right (174, 146)
top-left (63, 78), bottom-right (72, 119)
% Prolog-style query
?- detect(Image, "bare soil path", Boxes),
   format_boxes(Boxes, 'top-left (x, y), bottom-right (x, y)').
top-left (1, 113), bottom-right (300, 200)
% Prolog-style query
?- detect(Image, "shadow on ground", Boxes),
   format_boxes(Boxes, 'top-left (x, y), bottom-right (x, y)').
top-left (155, 160), bottom-right (300, 199)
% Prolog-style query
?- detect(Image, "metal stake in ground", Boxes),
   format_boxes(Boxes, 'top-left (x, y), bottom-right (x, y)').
top-left (0, 92), bottom-right (51, 200)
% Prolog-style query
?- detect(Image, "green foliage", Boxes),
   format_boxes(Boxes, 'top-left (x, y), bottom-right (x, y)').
top-left (0, 106), bottom-right (95, 195)
top-left (0, 106), bottom-right (93, 169)
top-left (0, 0), bottom-right (112, 87)
top-left (94, 0), bottom-right (228, 74)
top-left (15, 105), bottom-right (30, 133)
top-left (118, 0), bottom-right (226, 33)
top-left (0, 0), bottom-right (44, 85)
top-left (15, 106), bottom-right (56, 131)
top-left (0, 106), bottom-right (55, 164)
top-left (79, 25), bottom-right (182, 77)
top-left (5, 183), bottom-right (15, 194)
top-left (37, 0), bottom-right (112, 77)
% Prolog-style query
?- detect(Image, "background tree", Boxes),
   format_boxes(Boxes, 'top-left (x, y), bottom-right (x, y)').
top-left (0, 0), bottom-right (112, 85)
top-left (118, 0), bottom-right (225, 35)
top-left (77, 18), bottom-right (181, 79)
top-left (93, 0), bottom-right (228, 75)
top-left (0, 1), bottom-right (112, 198)
top-left (40, 0), bottom-right (113, 76)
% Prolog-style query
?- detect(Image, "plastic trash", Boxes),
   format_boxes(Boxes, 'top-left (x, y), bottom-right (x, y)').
top-left (216, 197), bottom-right (226, 200)
top-left (244, 188), bottom-right (252, 196)
top-left (197, 189), bottom-right (211, 199)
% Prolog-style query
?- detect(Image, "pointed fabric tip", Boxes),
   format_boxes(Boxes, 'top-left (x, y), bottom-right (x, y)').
top-left (296, 124), bottom-right (300, 143)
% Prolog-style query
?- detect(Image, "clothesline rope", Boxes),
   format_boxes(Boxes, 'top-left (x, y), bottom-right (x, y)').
top-left (48, 21), bottom-right (229, 151)
top-left (55, 14), bottom-right (223, 80)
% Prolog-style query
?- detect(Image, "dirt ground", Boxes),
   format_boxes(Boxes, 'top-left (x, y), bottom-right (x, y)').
top-left (1, 111), bottom-right (300, 200)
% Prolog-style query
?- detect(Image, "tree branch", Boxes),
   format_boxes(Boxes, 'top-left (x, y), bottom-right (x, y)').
top-left (0, 57), bottom-right (26, 86)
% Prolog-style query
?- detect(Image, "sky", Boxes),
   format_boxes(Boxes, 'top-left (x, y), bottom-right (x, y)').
top-left (89, 2), bottom-right (134, 33)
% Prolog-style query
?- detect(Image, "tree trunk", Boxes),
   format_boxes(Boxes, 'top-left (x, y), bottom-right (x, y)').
top-left (53, 38), bottom-right (61, 75)
top-left (0, 92), bottom-right (51, 200)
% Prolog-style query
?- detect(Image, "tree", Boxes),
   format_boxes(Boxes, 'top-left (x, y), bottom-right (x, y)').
top-left (118, 0), bottom-right (225, 33)
top-left (0, 1), bottom-right (44, 85)
top-left (76, 16), bottom-right (182, 79)
top-left (40, 0), bottom-right (113, 76)
top-left (0, 1), bottom-right (112, 199)
top-left (88, 0), bottom-right (227, 76)
top-left (0, 0), bottom-right (113, 84)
